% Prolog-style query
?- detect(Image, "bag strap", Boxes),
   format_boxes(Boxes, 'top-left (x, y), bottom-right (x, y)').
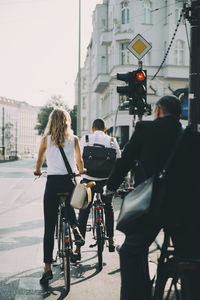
top-left (93, 143), bottom-right (105, 148)
top-left (58, 146), bottom-right (74, 178)
top-left (110, 136), bottom-right (115, 148)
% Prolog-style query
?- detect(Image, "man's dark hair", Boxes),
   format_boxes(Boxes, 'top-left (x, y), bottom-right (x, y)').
top-left (92, 118), bottom-right (105, 130)
top-left (156, 95), bottom-right (181, 119)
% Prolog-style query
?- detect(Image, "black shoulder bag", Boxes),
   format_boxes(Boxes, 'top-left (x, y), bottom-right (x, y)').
top-left (116, 128), bottom-right (185, 234)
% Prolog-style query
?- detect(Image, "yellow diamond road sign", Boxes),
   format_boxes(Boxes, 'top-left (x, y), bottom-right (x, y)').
top-left (127, 34), bottom-right (152, 60)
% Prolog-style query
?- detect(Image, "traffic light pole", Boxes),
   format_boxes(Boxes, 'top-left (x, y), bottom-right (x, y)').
top-left (186, 0), bottom-right (200, 131)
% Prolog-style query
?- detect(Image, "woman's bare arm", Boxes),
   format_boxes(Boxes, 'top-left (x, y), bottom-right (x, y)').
top-left (34, 136), bottom-right (47, 176)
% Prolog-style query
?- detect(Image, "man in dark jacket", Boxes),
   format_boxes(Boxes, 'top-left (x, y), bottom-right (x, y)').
top-left (106, 95), bottom-right (200, 300)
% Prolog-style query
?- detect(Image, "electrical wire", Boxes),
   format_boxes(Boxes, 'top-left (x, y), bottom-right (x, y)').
top-left (151, 9), bottom-right (184, 81)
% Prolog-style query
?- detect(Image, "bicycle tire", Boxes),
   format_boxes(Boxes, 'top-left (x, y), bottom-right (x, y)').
top-left (96, 224), bottom-right (103, 271)
top-left (57, 212), bottom-right (62, 256)
top-left (153, 263), bottom-right (181, 300)
top-left (62, 221), bottom-right (71, 294)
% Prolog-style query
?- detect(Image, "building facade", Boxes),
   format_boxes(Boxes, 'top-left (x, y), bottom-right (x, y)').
top-left (0, 97), bottom-right (40, 159)
top-left (75, 0), bottom-right (189, 148)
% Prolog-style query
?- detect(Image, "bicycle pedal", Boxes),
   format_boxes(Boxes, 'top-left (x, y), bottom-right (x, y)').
top-left (86, 225), bottom-right (92, 232)
top-left (52, 258), bottom-right (59, 267)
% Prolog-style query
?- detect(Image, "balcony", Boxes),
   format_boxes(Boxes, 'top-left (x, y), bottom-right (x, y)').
top-left (100, 31), bottom-right (112, 46)
top-left (115, 30), bottom-right (133, 41)
top-left (93, 74), bottom-right (110, 93)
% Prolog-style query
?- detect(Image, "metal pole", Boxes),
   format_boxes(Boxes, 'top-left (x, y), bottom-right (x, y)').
top-left (2, 107), bottom-right (5, 160)
top-left (77, 0), bottom-right (81, 137)
top-left (187, 0), bottom-right (200, 131)
top-left (113, 105), bottom-right (120, 137)
top-left (15, 121), bottom-right (18, 158)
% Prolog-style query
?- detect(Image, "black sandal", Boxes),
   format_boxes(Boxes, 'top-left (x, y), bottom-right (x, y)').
top-left (40, 270), bottom-right (53, 284)
top-left (108, 244), bottom-right (115, 252)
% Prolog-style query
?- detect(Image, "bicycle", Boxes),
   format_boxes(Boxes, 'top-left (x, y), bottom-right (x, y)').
top-left (35, 171), bottom-right (73, 293)
top-left (114, 186), bottom-right (200, 299)
top-left (151, 229), bottom-right (200, 300)
top-left (54, 191), bottom-right (75, 294)
top-left (88, 191), bottom-right (107, 271)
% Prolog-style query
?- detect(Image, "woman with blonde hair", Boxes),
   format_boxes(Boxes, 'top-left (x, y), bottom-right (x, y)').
top-left (34, 108), bottom-right (85, 284)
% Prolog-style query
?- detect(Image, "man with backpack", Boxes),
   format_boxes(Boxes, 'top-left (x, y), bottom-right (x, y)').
top-left (74, 118), bottom-right (121, 261)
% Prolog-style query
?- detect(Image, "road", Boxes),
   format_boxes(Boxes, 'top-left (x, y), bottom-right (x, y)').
top-left (0, 160), bottom-right (125, 300)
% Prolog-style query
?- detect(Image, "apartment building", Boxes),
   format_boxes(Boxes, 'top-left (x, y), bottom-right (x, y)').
top-left (75, 0), bottom-right (189, 148)
top-left (0, 97), bottom-right (40, 159)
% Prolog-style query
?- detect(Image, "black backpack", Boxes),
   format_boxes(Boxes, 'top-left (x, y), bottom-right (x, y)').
top-left (82, 135), bottom-right (117, 178)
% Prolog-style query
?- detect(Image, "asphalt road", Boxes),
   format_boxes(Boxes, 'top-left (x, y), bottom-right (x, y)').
top-left (0, 160), bottom-right (125, 300)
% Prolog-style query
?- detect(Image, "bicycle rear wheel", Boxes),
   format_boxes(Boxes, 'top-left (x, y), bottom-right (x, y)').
top-left (96, 224), bottom-right (104, 271)
top-left (62, 221), bottom-right (71, 294)
top-left (57, 212), bottom-right (62, 256)
top-left (153, 262), bottom-right (182, 300)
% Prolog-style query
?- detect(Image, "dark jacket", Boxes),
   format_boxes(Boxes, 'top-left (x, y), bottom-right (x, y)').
top-left (107, 116), bottom-right (200, 226)
top-left (107, 116), bottom-right (182, 190)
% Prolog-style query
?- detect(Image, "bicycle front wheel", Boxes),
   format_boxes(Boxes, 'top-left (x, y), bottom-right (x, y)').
top-left (62, 221), bottom-right (71, 294)
top-left (96, 224), bottom-right (104, 271)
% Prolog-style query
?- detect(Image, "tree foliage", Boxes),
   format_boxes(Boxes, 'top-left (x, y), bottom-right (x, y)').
top-left (35, 95), bottom-right (77, 135)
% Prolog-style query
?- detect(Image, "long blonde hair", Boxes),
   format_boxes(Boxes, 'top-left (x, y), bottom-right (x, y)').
top-left (45, 108), bottom-right (73, 146)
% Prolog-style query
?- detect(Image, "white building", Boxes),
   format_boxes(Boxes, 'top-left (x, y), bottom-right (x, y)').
top-left (0, 97), bottom-right (40, 159)
top-left (75, 0), bottom-right (189, 148)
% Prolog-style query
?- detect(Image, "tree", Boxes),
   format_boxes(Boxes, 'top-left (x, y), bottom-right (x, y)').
top-left (35, 95), bottom-right (77, 135)
top-left (70, 105), bottom-right (77, 134)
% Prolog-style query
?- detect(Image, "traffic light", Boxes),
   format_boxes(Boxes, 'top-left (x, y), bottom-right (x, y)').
top-left (116, 69), bottom-right (148, 116)
top-left (134, 69), bottom-right (147, 103)
top-left (131, 69), bottom-right (147, 116)
top-left (116, 72), bottom-right (133, 97)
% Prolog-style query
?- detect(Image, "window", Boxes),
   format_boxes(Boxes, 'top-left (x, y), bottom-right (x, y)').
top-left (143, 1), bottom-right (152, 24)
top-left (82, 96), bottom-right (86, 109)
top-left (121, 43), bottom-right (130, 65)
top-left (174, 40), bottom-right (185, 65)
top-left (121, 1), bottom-right (129, 25)
top-left (175, 1), bottom-right (184, 24)
top-left (82, 77), bottom-right (86, 89)
top-left (164, 0), bottom-right (168, 25)
top-left (82, 117), bottom-right (87, 131)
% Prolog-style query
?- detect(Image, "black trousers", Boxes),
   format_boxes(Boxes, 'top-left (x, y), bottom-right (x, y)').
top-left (119, 219), bottom-right (200, 300)
top-left (43, 175), bottom-right (78, 263)
top-left (78, 179), bottom-right (114, 239)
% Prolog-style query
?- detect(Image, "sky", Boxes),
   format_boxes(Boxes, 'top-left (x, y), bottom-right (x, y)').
top-left (0, 0), bottom-right (102, 108)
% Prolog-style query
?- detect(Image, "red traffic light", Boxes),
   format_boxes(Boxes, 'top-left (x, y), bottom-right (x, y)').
top-left (135, 71), bottom-right (145, 82)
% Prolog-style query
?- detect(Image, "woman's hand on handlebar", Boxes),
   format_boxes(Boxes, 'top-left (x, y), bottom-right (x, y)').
top-left (34, 169), bottom-right (42, 176)
top-left (34, 169), bottom-right (46, 177)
